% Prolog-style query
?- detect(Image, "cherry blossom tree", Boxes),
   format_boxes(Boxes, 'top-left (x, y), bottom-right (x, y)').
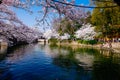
top-left (0, 21), bottom-right (42, 46)
top-left (60, 33), bottom-right (70, 40)
top-left (75, 23), bottom-right (96, 40)
top-left (0, 0), bottom-right (91, 24)
top-left (43, 29), bottom-right (70, 40)
top-left (1, 0), bottom-right (118, 19)
top-left (0, 0), bottom-right (118, 47)
top-left (43, 29), bottom-right (59, 39)
top-left (1, 0), bottom-right (118, 24)
top-left (0, 1), bottom-right (42, 46)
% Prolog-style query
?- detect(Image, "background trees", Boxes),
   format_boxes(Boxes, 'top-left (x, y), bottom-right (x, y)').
top-left (53, 18), bottom-right (82, 36)
top-left (52, 9), bottom-right (91, 39)
top-left (91, 0), bottom-right (120, 39)
top-left (1, 0), bottom-right (120, 43)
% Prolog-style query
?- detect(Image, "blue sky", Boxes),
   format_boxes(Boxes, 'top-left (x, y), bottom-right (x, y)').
top-left (13, 0), bottom-right (90, 30)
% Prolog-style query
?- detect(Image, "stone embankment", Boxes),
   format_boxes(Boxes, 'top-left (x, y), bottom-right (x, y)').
top-left (111, 43), bottom-right (120, 53)
top-left (56, 41), bottom-right (120, 53)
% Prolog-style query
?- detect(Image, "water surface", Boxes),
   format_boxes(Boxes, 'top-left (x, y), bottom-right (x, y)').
top-left (0, 43), bottom-right (120, 80)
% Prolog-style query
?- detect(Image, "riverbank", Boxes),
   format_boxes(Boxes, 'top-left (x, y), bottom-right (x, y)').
top-left (1, 40), bottom-right (120, 54)
top-left (54, 41), bottom-right (120, 54)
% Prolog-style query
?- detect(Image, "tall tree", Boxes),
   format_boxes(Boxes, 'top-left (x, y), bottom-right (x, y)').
top-left (53, 18), bottom-right (82, 36)
top-left (91, 0), bottom-right (120, 39)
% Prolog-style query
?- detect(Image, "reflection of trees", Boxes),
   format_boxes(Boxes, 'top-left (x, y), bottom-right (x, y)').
top-left (50, 46), bottom-right (104, 80)
top-left (99, 49), bottom-right (120, 58)
top-left (53, 54), bottom-right (78, 69)
top-left (6, 44), bottom-right (35, 63)
top-left (51, 46), bottom-right (75, 69)
top-left (0, 44), bottom-right (37, 80)
top-left (52, 46), bottom-right (98, 70)
top-left (51, 45), bottom-right (120, 80)
top-left (52, 46), bottom-right (94, 80)
top-left (93, 51), bottom-right (120, 80)
top-left (0, 46), bottom-right (7, 54)
top-left (52, 46), bottom-right (100, 70)
top-left (0, 46), bottom-right (7, 61)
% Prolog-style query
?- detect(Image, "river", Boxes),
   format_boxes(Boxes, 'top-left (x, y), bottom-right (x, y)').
top-left (0, 43), bottom-right (120, 80)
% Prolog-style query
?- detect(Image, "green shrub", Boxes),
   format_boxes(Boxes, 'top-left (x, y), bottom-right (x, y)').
top-left (77, 40), bottom-right (98, 45)
top-left (49, 38), bottom-right (58, 43)
top-left (83, 40), bottom-right (89, 44)
top-left (88, 40), bottom-right (98, 45)
top-left (77, 40), bottom-right (83, 43)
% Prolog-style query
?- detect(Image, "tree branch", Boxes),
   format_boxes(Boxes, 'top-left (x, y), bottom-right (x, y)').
top-left (52, 0), bottom-right (118, 8)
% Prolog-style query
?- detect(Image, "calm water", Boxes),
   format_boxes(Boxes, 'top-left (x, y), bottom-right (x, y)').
top-left (0, 43), bottom-right (120, 80)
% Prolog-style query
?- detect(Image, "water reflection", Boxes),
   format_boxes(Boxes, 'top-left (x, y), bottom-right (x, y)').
top-left (6, 44), bottom-right (35, 63)
top-left (49, 45), bottom-right (97, 70)
top-left (0, 45), bottom-right (7, 54)
top-left (93, 50), bottom-right (120, 80)
top-left (48, 44), bottom-right (120, 80)
top-left (0, 43), bottom-right (119, 80)
top-left (0, 45), bottom-right (7, 61)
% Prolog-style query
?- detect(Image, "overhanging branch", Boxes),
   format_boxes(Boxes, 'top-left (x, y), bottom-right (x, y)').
top-left (52, 0), bottom-right (118, 8)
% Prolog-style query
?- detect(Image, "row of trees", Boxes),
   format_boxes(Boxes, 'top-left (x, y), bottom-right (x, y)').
top-left (0, 0), bottom-right (120, 44)
top-left (52, 11), bottom-right (91, 38)
top-left (50, 0), bottom-right (120, 42)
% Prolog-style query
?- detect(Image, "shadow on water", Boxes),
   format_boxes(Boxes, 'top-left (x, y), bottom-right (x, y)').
top-left (49, 44), bottom-right (99, 80)
top-left (49, 44), bottom-right (120, 80)
top-left (0, 47), bottom-right (12, 80)
top-left (0, 45), bottom-right (8, 61)
top-left (0, 44), bottom-right (37, 80)
top-left (93, 50), bottom-right (120, 80)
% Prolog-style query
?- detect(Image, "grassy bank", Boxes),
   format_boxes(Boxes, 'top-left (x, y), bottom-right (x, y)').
top-left (48, 39), bottom-right (120, 53)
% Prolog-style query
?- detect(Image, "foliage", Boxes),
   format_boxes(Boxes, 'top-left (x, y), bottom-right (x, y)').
top-left (53, 18), bottom-right (83, 36)
top-left (91, 0), bottom-right (120, 38)
top-left (49, 38), bottom-right (58, 46)
top-left (69, 35), bottom-right (76, 40)
top-left (84, 11), bottom-right (92, 24)
top-left (52, 9), bottom-right (93, 36)
top-left (49, 38), bottom-right (58, 43)
top-left (59, 39), bottom-right (71, 43)
top-left (78, 40), bottom-right (98, 45)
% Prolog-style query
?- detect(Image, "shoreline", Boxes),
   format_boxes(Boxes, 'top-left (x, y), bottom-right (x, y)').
top-left (54, 41), bottom-right (120, 54)
top-left (1, 41), bottom-right (120, 54)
